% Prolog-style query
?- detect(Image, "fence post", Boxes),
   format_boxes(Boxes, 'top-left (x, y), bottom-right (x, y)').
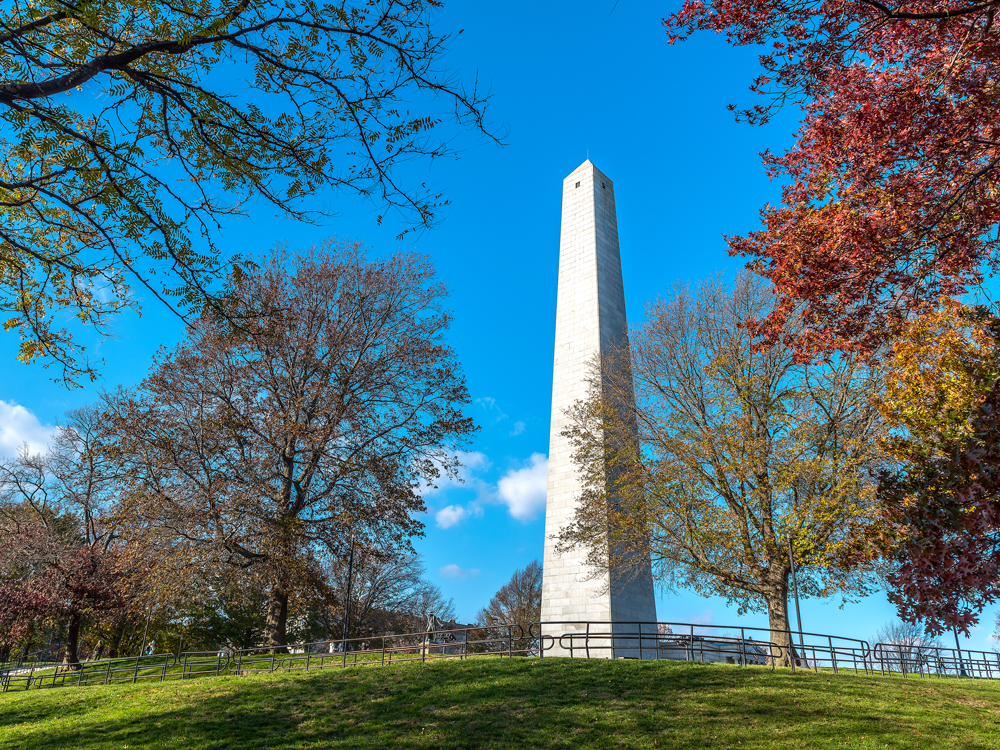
top-left (306, 650), bottom-right (311, 673)
top-left (508, 626), bottom-right (513, 659)
top-left (688, 625), bottom-right (694, 662)
top-left (829, 637), bottom-right (837, 675)
top-left (382, 637), bottom-right (386, 667)
top-left (270, 650), bottom-right (276, 674)
top-left (132, 656), bottom-right (140, 684)
top-left (161, 656), bottom-right (168, 682)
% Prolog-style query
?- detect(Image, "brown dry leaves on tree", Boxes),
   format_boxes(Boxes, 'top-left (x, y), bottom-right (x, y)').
top-left (103, 239), bottom-right (476, 647)
top-left (557, 272), bottom-right (884, 665)
top-left (476, 559), bottom-right (541, 655)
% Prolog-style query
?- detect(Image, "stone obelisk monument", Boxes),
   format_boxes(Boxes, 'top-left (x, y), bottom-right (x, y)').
top-left (540, 160), bottom-right (657, 658)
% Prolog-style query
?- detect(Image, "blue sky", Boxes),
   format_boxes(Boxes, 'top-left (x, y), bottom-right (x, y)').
top-left (1, 0), bottom-right (997, 652)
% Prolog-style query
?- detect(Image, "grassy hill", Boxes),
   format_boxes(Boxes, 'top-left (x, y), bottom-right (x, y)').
top-left (2, 657), bottom-right (999, 749)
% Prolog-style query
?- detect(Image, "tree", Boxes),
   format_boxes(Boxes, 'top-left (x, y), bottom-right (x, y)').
top-left (476, 559), bottom-right (541, 655)
top-left (557, 273), bottom-right (884, 666)
top-left (181, 572), bottom-right (271, 651)
top-left (0, 0), bottom-right (495, 384)
top-left (872, 620), bottom-right (942, 674)
top-left (325, 546), bottom-right (430, 638)
top-left (407, 581), bottom-right (457, 626)
top-left (875, 300), bottom-right (1000, 634)
top-left (0, 407), bottom-right (136, 669)
top-left (664, 0), bottom-right (1000, 354)
top-left (106, 240), bottom-right (476, 648)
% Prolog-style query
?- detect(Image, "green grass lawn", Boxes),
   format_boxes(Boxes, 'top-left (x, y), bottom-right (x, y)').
top-left (2, 657), bottom-right (999, 749)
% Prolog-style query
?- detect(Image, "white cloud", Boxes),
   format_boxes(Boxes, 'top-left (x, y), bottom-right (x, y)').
top-left (436, 505), bottom-right (469, 529)
top-left (497, 453), bottom-right (548, 522)
top-left (509, 421), bottom-right (526, 437)
top-left (434, 501), bottom-right (484, 529)
top-left (0, 400), bottom-right (56, 459)
top-left (439, 564), bottom-right (480, 581)
top-left (460, 450), bottom-right (490, 472)
top-left (427, 451), bottom-right (551, 527)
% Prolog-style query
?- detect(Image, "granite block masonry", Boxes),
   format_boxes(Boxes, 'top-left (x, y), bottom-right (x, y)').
top-left (539, 160), bottom-right (658, 658)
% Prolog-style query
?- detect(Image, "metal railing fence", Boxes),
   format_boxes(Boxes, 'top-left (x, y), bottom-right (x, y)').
top-left (0, 623), bottom-right (525, 694)
top-left (870, 642), bottom-right (1000, 679)
top-left (0, 651), bottom-right (56, 676)
top-left (3, 620), bottom-right (998, 695)
top-left (532, 621), bottom-right (873, 675)
top-left (532, 620), bottom-right (1000, 681)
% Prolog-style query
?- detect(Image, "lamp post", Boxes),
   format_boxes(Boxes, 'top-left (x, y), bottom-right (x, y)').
top-left (341, 534), bottom-right (357, 651)
top-left (953, 626), bottom-right (968, 677)
top-left (787, 534), bottom-right (806, 656)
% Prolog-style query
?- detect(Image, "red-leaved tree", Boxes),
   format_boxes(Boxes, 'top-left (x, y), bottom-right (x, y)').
top-left (0, 408), bottom-right (137, 669)
top-left (0, 525), bottom-right (126, 668)
top-left (665, 0), bottom-right (1000, 354)
top-left (664, 0), bottom-right (1000, 633)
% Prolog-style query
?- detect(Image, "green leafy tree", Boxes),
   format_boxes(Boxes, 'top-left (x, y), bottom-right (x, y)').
top-left (182, 574), bottom-right (271, 651)
top-left (0, 0), bottom-right (495, 384)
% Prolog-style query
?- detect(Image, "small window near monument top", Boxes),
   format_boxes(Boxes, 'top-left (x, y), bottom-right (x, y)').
top-left (602, 182), bottom-right (606, 188)
top-left (575, 182), bottom-right (580, 188)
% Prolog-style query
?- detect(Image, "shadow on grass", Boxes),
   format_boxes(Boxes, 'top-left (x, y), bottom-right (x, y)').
top-left (1, 659), bottom-right (998, 749)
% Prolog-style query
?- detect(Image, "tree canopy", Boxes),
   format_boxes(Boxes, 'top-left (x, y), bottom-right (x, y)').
top-left (0, 407), bottom-right (139, 669)
top-left (0, 0), bottom-right (494, 383)
top-left (876, 300), bottom-right (1000, 633)
top-left (664, 0), bottom-right (1000, 353)
top-left (105, 240), bottom-right (476, 647)
top-left (476, 559), bottom-right (541, 655)
top-left (558, 273), bottom-right (884, 665)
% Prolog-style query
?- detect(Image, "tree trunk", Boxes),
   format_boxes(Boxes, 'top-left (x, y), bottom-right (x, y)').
top-left (61, 613), bottom-right (83, 671)
top-left (765, 588), bottom-right (799, 668)
top-left (109, 618), bottom-right (127, 658)
top-left (263, 585), bottom-right (289, 651)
